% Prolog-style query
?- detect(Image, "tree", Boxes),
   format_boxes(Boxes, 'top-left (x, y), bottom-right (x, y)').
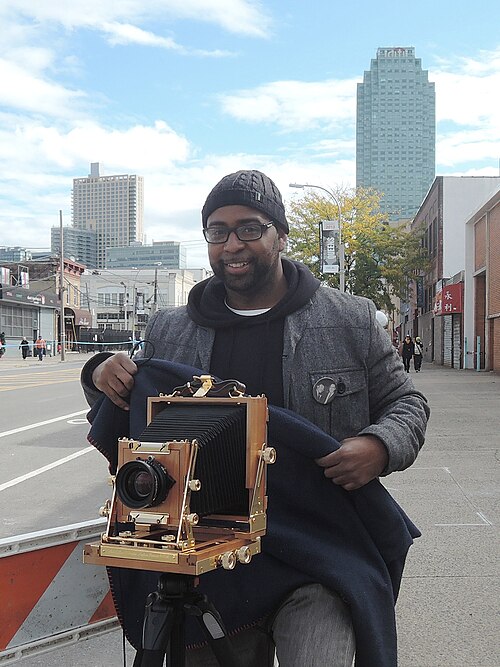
top-left (286, 187), bottom-right (428, 313)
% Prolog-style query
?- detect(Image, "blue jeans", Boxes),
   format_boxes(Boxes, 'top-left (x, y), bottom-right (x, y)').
top-left (186, 584), bottom-right (355, 667)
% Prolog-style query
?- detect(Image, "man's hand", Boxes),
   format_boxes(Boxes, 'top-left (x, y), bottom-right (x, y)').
top-left (92, 352), bottom-right (138, 410)
top-left (315, 435), bottom-right (389, 491)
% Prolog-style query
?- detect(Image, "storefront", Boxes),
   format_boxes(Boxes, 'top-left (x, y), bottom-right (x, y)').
top-left (0, 285), bottom-right (59, 357)
top-left (434, 283), bottom-right (463, 369)
top-left (64, 306), bottom-right (92, 350)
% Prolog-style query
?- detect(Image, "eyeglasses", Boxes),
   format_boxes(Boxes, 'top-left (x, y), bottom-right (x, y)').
top-left (203, 222), bottom-right (275, 244)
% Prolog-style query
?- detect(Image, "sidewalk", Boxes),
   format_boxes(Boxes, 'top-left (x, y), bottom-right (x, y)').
top-left (7, 362), bottom-right (500, 666)
top-left (0, 351), bottom-right (94, 370)
top-left (395, 363), bottom-right (499, 666)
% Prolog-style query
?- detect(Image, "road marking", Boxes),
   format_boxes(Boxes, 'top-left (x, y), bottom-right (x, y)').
top-left (0, 410), bottom-right (88, 439)
top-left (0, 447), bottom-right (95, 492)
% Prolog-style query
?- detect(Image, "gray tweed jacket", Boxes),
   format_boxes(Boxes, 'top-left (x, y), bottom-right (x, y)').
top-left (83, 285), bottom-right (429, 474)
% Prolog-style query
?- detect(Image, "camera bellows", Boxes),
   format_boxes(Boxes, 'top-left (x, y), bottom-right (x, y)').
top-left (139, 404), bottom-right (247, 517)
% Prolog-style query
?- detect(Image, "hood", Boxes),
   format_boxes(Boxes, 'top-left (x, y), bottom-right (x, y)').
top-left (187, 258), bottom-right (320, 329)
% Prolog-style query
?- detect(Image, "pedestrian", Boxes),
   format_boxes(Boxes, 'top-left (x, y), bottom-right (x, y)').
top-left (19, 336), bottom-right (30, 360)
top-left (34, 335), bottom-right (46, 361)
top-left (81, 169), bottom-right (429, 667)
top-left (414, 336), bottom-right (424, 372)
top-left (401, 335), bottom-right (415, 373)
top-left (0, 332), bottom-right (6, 358)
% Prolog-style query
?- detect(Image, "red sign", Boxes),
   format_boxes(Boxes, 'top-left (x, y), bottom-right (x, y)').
top-left (434, 283), bottom-right (463, 316)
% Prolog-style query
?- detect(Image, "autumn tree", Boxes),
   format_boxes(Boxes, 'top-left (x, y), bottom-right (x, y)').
top-left (286, 187), bottom-right (428, 313)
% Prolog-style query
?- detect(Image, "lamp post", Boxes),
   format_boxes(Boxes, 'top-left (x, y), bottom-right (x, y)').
top-left (289, 183), bottom-right (345, 293)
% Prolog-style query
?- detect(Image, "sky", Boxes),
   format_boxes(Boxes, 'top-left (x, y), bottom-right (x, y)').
top-left (1, 0), bottom-right (500, 269)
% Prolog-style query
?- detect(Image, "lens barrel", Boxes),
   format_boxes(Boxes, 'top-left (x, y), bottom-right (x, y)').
top-left (116, 456), bottom-right (175, 509)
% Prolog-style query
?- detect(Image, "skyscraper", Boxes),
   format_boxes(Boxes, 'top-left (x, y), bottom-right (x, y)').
top-left (356, 47), bottom-right (435, 220)
top-left (51, 226), bottom-right (98, 268)
top-left (71, 162), bottom-right (144, 268)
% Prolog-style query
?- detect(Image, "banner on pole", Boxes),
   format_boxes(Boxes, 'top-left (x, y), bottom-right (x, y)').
top-left (320, 220), bottom-right (340, 274)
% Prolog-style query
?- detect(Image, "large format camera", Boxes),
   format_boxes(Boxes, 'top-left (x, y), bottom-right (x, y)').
top-left (84, 376), bottom-right (275, 576)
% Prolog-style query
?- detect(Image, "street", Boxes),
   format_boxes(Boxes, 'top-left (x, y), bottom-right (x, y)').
top-left (0, 354), bottom-right (110, 538)
top-left (0, 355), bottom-right (498, 666)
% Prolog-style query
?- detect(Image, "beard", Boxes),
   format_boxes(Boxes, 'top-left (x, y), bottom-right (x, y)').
top-left (210, 248), bottom-right (281, 295)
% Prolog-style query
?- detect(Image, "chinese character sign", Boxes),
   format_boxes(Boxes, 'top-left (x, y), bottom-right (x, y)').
top-left (433, 283), bottom-right (463, 315)
top-left (320, 220), bottom-right (340, 275)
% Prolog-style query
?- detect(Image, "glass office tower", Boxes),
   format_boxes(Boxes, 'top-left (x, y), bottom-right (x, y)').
top-left (356, 47), bottom-right (435, 220)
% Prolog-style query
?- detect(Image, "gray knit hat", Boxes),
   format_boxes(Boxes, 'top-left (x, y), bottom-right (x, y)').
top-left (201, 170), bottom-right (289, 233)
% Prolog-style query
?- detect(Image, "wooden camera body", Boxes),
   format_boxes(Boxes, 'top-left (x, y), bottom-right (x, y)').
top-left (84, 377), bottom-right (274, 576)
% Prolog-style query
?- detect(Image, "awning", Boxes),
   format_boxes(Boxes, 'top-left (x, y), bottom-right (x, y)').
top-left (64, 307), bottom-right (92, 327)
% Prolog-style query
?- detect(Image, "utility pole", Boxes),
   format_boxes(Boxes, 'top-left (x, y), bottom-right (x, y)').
top-left (59, 210), bottom-right (66, 362)
top-left (130, 286), bottom-right (136, 339)
top-left (153, 267), bottom-right (158, 314)
top-left (120, 282), bottom-right (128, 332)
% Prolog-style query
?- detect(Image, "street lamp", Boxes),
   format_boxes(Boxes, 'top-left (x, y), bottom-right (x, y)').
top-left (289, 183), bottom-right (345, 293)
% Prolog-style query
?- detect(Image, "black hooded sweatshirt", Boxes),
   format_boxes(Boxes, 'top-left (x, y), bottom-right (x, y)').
top-left (187, 258), bottom-right (320, 406)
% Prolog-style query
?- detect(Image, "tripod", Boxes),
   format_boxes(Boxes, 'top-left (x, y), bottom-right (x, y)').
top-left (132, 574), bottom-right (245, 667)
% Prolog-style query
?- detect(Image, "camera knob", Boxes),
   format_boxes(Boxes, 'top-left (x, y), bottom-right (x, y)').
top-left (221, 551), bottom-right (237, 570)
top-left (99, 500), bottom-right (111, 517)
top-left (186, 513), bottom-right (199, 525)
top-left (236, 546), bottom-right (252, 564)
top-left (188, 479), bottom-right (201, 491)
top-left (262, 447), bottom-right (276, 464)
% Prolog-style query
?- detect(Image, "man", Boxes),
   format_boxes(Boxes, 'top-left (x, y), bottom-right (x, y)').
top-left (414, 336), bottom-right (424, 372)
top-left (19, 336), bottom-right (30, 359)
top-left (34, 335), bottom-right (46, 362)
top-left (82, 170), bottom-right (429, 666)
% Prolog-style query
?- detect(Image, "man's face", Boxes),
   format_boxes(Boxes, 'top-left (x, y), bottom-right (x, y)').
top-left (206, 205), bottom-right (287, 297)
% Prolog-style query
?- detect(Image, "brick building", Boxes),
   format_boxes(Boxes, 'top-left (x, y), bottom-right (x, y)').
top-left (405, 176), bottom-right (500, 368)
top-left (465, 188), bottom-right (500, 371)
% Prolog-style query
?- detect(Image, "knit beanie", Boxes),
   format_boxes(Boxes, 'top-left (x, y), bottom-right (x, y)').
top-left (201, 170), bottom-right (289, 233)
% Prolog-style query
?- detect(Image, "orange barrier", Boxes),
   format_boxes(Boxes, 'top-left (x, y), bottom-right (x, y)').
top-left (0, 520), bottom-right (117, 661)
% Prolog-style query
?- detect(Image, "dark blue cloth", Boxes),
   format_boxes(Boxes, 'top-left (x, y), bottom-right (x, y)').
top-left (87, 358), bottom-right (420, 667)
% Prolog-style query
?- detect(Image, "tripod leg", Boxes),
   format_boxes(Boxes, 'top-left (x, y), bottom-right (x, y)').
top-left (167, 599), bottom-right (186, 667)
top-left (190, 597), bottom-right (246, 667)
top-left (136, 591), bottom-right (175, 667)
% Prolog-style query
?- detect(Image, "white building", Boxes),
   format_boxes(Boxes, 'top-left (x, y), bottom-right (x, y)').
top-left (72, 163), bottom-right (144, 269)
top-left (81, 267), bottom-right (210, 339)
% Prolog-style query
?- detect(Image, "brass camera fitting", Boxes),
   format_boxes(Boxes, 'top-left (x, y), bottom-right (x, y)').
top-left (262, 447), bottom-right (276, 464)
top-left (99, 499), bottom-right (111, 517)
top-left (220, 551), bottom-right (237, 570)
top-left (236, 546), bottom-right (252, 564)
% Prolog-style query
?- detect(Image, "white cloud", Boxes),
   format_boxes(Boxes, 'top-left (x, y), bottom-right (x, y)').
top-left (100, 22), bottom-right (234, 57)
top-left (0, 58), bottom-right (87, 118)
top-left (0, 120), bottom-right (191, 172)
top-left (433, 70), bottom-right (500, 126)
top-left (431, 46), bottom-right (500, 169)
top-left (2, 0), bottom-right (272, 39)
top-left (437, 128), bottom-right (500, 168)
top-left (220, 78), bottom-right (357, 130)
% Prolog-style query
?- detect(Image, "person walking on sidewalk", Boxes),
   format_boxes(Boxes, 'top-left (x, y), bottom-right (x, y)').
top-left (19, 336), bottom-right (30, 360)
top-left (35, 335), bottom-right (46, 361)
top-left (413, 336), bottom-right (424, 372)
top-left (401, 335), bottom-right (414, 373)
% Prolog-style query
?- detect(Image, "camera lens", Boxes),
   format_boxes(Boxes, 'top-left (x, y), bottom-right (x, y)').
top-left (116, 457), bottom-right (175, 509)
top-left (131, 471), bottom-right (153, 498)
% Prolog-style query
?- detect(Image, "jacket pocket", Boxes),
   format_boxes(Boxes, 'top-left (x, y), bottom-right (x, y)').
top-left (309, 368), bottom-right (369, 440)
